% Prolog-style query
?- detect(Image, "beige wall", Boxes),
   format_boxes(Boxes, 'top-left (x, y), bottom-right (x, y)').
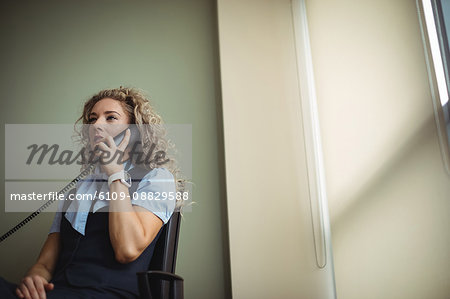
top-left (306, 0), bottom-right (450, 298)
top-left (218, 0), bottom-right (450, 297)
top-left (218, 0), bottom-right (336, 298)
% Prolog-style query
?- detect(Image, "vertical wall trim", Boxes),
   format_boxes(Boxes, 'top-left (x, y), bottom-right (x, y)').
top-left (291, 0), bottom-right (337, 296)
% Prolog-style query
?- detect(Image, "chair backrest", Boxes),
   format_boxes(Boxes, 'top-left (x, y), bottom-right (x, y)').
top-left (147, 210), bottom-right (181, 298)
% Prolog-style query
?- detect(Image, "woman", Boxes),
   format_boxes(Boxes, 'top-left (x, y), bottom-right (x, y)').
top-left (0, 87), bottom-right (181, 298)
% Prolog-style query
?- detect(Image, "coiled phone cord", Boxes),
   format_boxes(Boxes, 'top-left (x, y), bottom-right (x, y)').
top-left (0, 163), bottom-right (96, 243)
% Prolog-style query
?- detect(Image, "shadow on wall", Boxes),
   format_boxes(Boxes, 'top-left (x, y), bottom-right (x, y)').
top-left (331, 111), bottom-right (444, 227)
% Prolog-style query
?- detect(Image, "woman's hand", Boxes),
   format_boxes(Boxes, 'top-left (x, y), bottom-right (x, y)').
top-left (15, 274), bottom-right (54, 299)
top-left (95, 129), bottom-right (131, 176)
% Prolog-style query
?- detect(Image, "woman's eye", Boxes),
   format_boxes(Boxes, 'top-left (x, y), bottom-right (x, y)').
top-left (88, 116), bottom-right (117, 123)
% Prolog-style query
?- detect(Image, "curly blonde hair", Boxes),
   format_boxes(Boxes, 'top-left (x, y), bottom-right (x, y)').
top-left (75, 86), bottom-right (185, 196)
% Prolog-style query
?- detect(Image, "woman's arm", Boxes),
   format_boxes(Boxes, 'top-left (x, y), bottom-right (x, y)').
top-left (25, 232), bottom-right (61, 281)
top-left (108, 180), bottom-right (163, 264)
top-left (16, 233), bottom-right (61, 298)
top-left (97, 133), bottom-right (165, 264)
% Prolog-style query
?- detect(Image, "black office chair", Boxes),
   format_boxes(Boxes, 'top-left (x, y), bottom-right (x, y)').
top-left (137, 210), bottom-right (184, 299)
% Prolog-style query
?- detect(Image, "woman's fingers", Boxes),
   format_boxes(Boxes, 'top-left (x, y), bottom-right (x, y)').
top-left (98, 135), bottom-right (128, 160)
top-left (33, 277), bottom-right (47, 299)
top-left (117, 129), bottom-right (131, 151)
top-left (23, 277), bottom-right (39, 299)
top-left (44, 282), bottom-right (54, 291)
top-left (95, 130), bottom-right (130, 152)
top-left (94, 141), bottom-right (109, 152)
top-left (21, 276), bottom-right (45, 299)
top-left (18, 281), bottom-right (32, 299)
top-left (15, 287), bottom-right (24, 298)
top-left (103, 135), bottom-right (114, 148)
top-left (93, 142), bottom-right (110, 160)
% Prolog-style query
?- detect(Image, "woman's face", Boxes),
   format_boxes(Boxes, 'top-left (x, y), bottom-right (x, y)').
top-left (87, 98), bottom-right (130, 150)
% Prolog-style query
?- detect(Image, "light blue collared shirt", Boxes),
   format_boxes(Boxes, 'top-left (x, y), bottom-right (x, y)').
top-left (48, 161), bottom-right (177, 236)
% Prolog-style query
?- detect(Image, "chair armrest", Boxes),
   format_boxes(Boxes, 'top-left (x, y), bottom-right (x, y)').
top-left (137, 271), bottom-right (184, 299)
top-left (141, 270), bottom-right (183, 281)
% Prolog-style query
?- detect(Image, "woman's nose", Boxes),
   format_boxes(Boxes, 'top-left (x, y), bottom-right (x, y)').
top-left (91, 121), bottom-right (107, 134)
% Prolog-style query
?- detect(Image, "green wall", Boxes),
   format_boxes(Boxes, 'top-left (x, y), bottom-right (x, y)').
top-left (0, 1), bottom-right (231, 298)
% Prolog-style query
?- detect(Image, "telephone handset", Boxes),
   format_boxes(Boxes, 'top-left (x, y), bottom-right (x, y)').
top-left (0, 125), bottom-right (141, 243)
